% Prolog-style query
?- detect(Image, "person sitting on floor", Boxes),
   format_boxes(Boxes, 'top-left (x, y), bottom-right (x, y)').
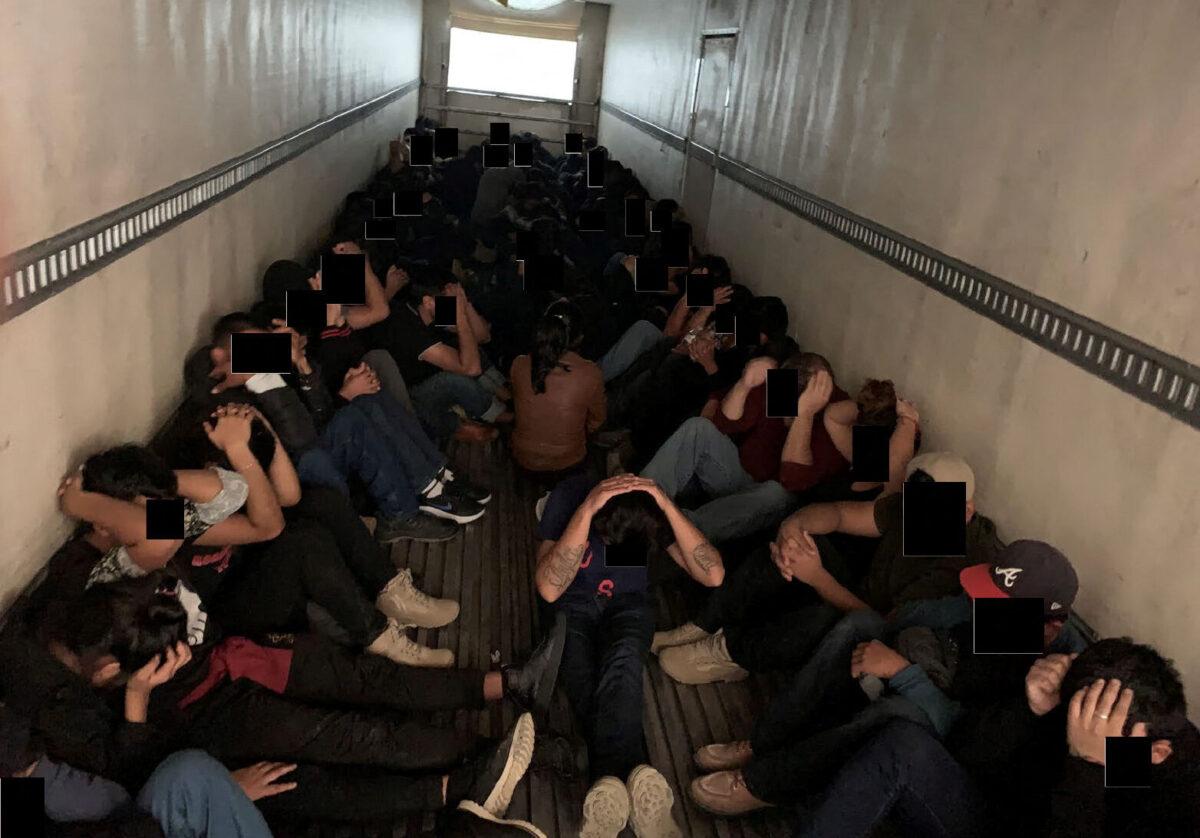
top-left (200, 312), bottom-right (485, 542)
top-left (791, 637), bottom-right (1200, 837)
top-left (510, 299), bottom-right (606, 478)
top-left (65, 412), bottom-right (459, 667)
top-left (639, 350), bottom-right (856, 546)
top-left (534, 473), bottom-right (725, 838)
top-left (653, 451), bottom-right (1001, 685)
top-left (1, 701), bottom-right (280, 838)
top-left (365, 271), bottom-right (511, 445)
top-left (688, 540), bottom-right (1086, 817)
top-left (1, 570), bottom-right (564, 833)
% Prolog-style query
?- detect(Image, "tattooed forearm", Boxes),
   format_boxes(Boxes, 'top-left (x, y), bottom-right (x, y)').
top-left (692, 542), bottom-right (718, 573)
top-left (543, 543), bottom-right (587, 593)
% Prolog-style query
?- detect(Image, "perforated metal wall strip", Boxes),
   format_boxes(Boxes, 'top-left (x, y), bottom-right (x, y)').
top-left (0, 79), bottom-right (420, 325)
top-left (600, 100), bottom-right (1200, 431)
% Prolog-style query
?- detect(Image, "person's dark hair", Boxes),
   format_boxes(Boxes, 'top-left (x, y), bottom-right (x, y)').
top-left (171, 414), bottom-right (276, 472)
top-left (82, 445), bottom-right (178, 501)
top-left (781, 351), bottom-right (833, 389)
top-left (1061, 638), bottom-right (1189, 739)
top-left (856, 379), bottom-right (898, 427)
top-left (752, 296), bottom-right (789, 339)
top-left (40, 571), bottom-right (189, 675)
top-left (531, 300), bottom-right (584, 394)
top-left (694, 255), bottom-right (731, 287)
top-left (591, 491), bottom-right (672, 565)
top-left (0, 704), bottom-right (43, 777)
top-left (210, 311), bottom-right (260, 347)
top-left (756, 335), bottom-right (800, 364)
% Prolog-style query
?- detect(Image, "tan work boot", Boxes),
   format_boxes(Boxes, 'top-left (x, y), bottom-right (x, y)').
top-left (366, 620), bottom-right (455, 668)
top-left (376, 569), bottom-right (460, 628)
top-left (580, 776), bottom-right (630, 838)
top-left (657, 630), bottom-right (748, 685)
top-left (626, 765), bottom-right (683, 838)
top-left (694, 740), bottom-right (753, 772)
top-left (689, 770), bottom-right (772, 817)
top-left (650, 622), bottom-right (711, 656)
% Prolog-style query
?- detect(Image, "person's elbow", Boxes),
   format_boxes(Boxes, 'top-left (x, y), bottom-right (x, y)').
top-left (703, 564), bottom-right (726, 587)
top-left (277, 486), bottom-right (302, 508)
top-left (536, 577), bottom-right (561, 604)
top-left (461, 359), bottom-right (483, 377)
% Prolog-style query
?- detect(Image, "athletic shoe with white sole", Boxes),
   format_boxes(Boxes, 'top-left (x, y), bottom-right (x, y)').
top-left (627, 765), bottom-right (683, 838)
top-left (465, 713), bottom-right (537, 817)
top-left (419, 491), bottom-right (485, 524)
top-left (580, 776), bottom-right (630, 838)
top-left (447, 801), bottom-right (547, 837)
top-left (376, 568), bottom-right (460, 628)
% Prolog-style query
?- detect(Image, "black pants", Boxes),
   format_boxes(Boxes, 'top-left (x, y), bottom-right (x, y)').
top-left (694, 539), bottom-right (858, 673)
top-left (185, 636), bottom-right (487, 818)
top-left (207, 488), bottom-right (392, 648)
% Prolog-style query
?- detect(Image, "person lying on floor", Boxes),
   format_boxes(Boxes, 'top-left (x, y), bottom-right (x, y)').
top-left (1, 702), bottom-right (279, 838)
top-left (688, 540), bottom-right (1086, 817)
top-left (199, 310), bottom-right (486, 542)
top-left (63, 412), bottom-right (459, 667)
top-left (534, 473), bottom-right (725, 838)
top-left (654, 451), bottom-right (1002, 684)
top-left (792, 637), bottom-right (1200, 838)
top-left (639, 349), bottom-right (854, 546)
top-left (364, 269), bottom-right (511, 445)
top-left (0, 571), bottom-right (564, 831)
top-left (509, 299), bottom-right (606, 479)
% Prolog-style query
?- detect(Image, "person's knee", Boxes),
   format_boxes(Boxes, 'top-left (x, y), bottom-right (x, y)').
top-left (873, 719), bottom-right (940, 763)
top-left (139, 749), bottom-right (225, 806)
top-left (837, 608), bottom-right (886, 639)
top-left (631, 319), bottom-right (662, 341)
top-left (678, 415), bottom-right (718, 442)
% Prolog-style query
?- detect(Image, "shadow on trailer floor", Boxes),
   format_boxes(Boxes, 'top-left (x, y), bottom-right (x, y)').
top-left (275, 439), bottom-right (795, 838)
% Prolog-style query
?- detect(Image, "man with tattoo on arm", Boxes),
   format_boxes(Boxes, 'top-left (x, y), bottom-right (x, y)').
top-left (534, 474), bottom-right (723, 838)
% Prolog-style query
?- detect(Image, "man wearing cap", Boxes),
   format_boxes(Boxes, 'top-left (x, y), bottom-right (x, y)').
top-left (687, 539), bottom-right (1088, 817)
top-left (656, 451), bottom-right (1002, 685)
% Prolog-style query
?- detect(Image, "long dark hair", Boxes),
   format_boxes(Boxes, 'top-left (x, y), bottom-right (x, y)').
top-left (531, 300), bottom-right (583, 394)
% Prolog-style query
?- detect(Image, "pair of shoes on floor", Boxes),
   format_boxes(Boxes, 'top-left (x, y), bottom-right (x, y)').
top-left (366, 619), bottom-right (455, 668)
top-left (652, 623), bottom-right (749, 684)
top-left (581, 765), bottom-right (682, 838)
top-left (444, 713), bottom-right (542, 836)
top-left (377, 568), bottom-right (459, 628)
top-left (688, 741), bottom-right (772, 817)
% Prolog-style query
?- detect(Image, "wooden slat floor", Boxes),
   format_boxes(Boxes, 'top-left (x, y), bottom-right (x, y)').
top-left (281, 438), bottom-right (795, 837)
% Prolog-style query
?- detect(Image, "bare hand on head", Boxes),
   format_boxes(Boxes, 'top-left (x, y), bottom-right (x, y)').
top-left (128, 642), bottom-right (192, 695)
top-left (204, 405), bottom-right (254, 451)
top-left (584, 474), bottom-right (662, 514)
top-left (1067, 678), bottom-right (1147, 765)
top-left (1025, 653), bottom-right (1078, 716)
top-left (740, 356), bottom-right (778, 389)
top-left (797, 369), bottom-right (834, 416)
top-left (57, 469), bottom-right (88, 517)
top-left (688, 333), bottom-right (718, 369)
top-left (896, 398), bottom-right (920, 427)
top-left (232, 762), bottom-right (299, 802)
top-left (332, 241), bottom-right (364, 255)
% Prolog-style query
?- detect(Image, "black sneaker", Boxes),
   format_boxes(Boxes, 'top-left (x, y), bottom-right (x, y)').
top-left (502, 612), bottom-right (566, 719)
top-left (441, 469), bottom-right (493, 505)
top-left (376, 513), bottom-right (459, 544)
top-left (443, 801), bottom-right (547, 837)
top-left (419, 491), bottom-right (485, 524)
top-left (465, 713), bottom-right (536, 817)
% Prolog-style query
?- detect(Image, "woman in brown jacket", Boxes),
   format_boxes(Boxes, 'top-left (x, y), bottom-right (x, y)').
top-left (510, 300), bottom-right (607, 476)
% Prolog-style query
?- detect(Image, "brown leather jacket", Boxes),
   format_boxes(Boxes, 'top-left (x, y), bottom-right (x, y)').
top-left (510, 352), bottom-right (607, 472)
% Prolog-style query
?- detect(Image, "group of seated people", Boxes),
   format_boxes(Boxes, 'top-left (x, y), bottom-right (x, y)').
top-left (1, 122), bottom-right (1196, 838)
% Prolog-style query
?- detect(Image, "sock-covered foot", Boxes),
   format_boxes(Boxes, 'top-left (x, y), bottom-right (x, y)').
top-left (580, 776), bottom-right (630, 838)
top-left (377, 568), bottom-right (460, 628)
top-left (502, 612), bottom-right (567, 718)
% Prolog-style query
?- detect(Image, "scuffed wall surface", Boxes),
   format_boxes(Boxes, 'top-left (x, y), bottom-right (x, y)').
top-left (600, 0), bottom-right (1200, 713)
top-left (0, 0), bottom-right (421, 610)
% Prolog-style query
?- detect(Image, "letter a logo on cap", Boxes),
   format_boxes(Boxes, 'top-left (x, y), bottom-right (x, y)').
top-left (995, 567), bottom-right (1023, 588)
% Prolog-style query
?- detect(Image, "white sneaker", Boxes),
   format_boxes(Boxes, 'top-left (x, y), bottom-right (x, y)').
top-left (650, 622), bottom-right (711, 656)
top-left (627, 765), bottom-right (682, 838)
top-left (376, 568), bottom-right (460, 628)
top-left (580, 776), bottom-right (630, 838)
top-left (365, 619), bottom-right (455, 668)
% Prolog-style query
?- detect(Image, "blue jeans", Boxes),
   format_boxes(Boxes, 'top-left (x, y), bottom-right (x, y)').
top-left (137, 750), bottom-right (272, 838)
top-left (347, 391), bottom-right (446, 493)
top-left (297, 408), bottom-right (419, 520)
top-left (556, 592), bottom-right (655, 781)
top-left (599, 319), bottom-right (663, 382)
top-left (640, 416), bottom-right (798, 543)
top-left (797, 720), bottom-right (990, 838)
top-left (411, 370), bottom-right (503, 443)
